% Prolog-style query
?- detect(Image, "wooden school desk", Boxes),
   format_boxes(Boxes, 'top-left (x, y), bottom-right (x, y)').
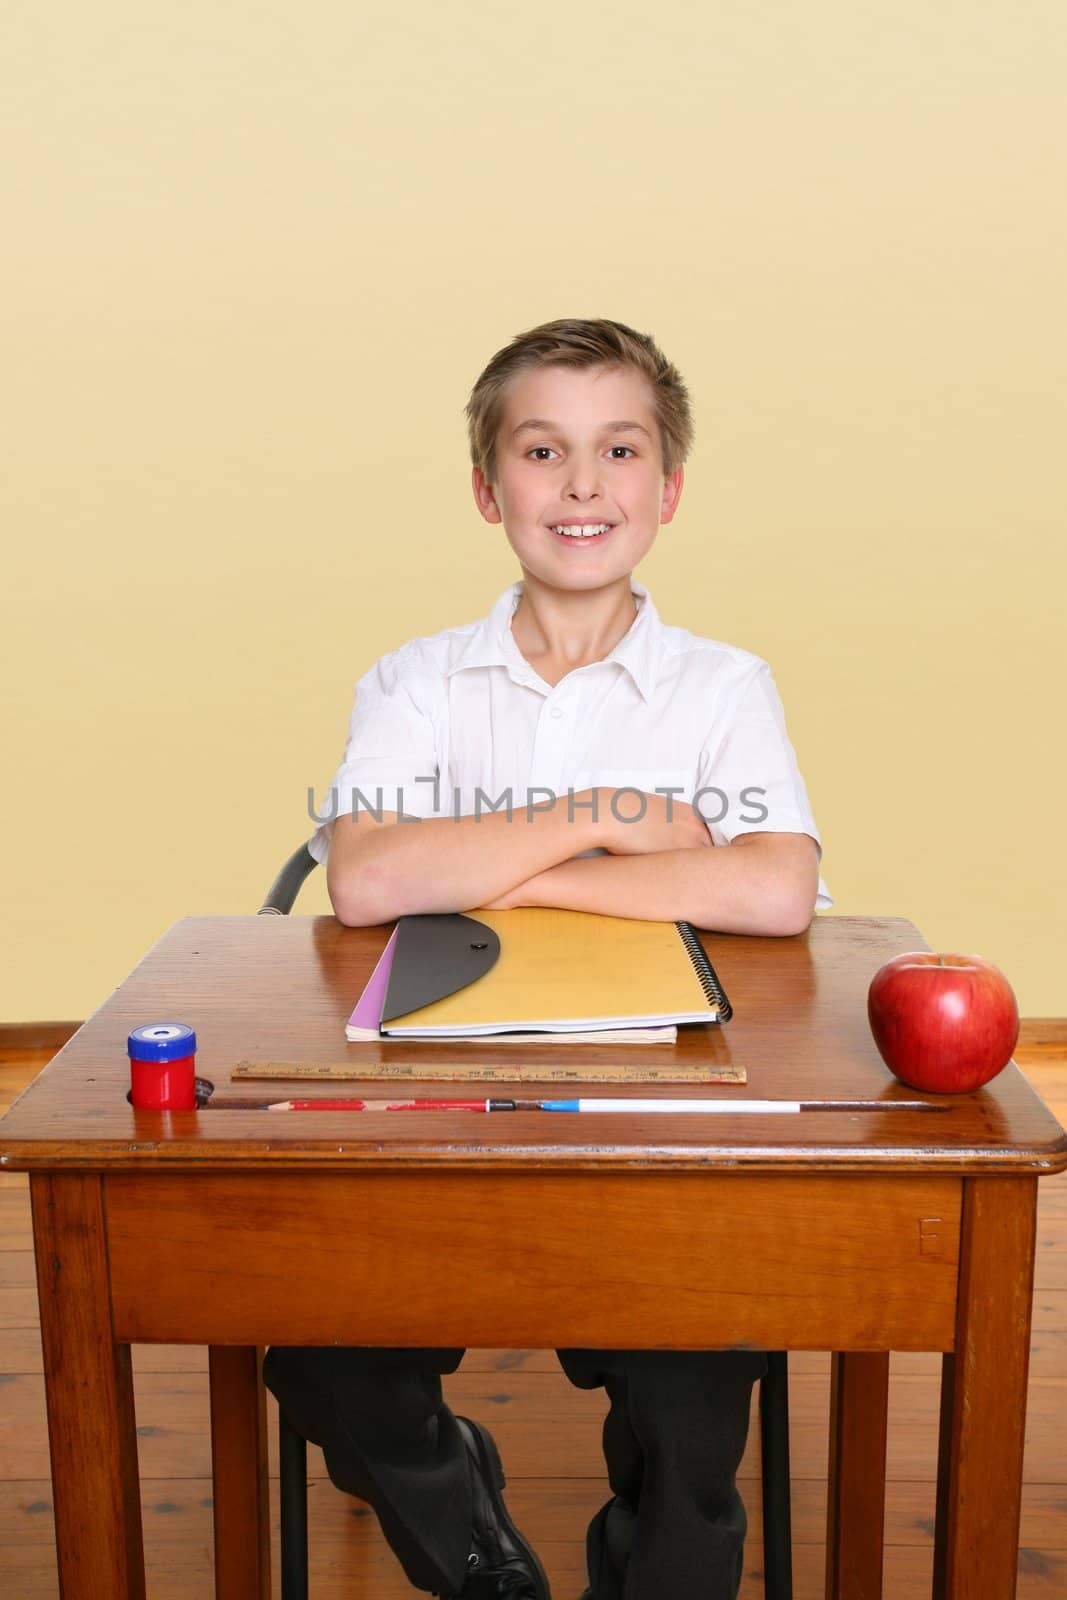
top-left (2, 914), bottom-right (1065, 1599)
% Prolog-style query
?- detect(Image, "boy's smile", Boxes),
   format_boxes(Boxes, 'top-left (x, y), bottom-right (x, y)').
top-left (472, 364), bottom-right (684, 598)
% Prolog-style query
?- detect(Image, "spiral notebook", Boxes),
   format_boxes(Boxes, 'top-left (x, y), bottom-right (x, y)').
top-left (346, 907), bottom-right (731, 1041)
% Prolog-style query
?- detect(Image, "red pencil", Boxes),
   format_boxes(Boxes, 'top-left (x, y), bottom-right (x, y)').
top-left (266, 1098), bottom-right (521, 1112)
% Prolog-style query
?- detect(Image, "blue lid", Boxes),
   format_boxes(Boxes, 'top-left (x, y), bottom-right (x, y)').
top-left (128, 1023), bottom-right (197, 1062)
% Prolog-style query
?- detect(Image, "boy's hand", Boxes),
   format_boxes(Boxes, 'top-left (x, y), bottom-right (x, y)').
top-left (473, 789), bottom-right (711, 911)
top-left (597, 789), bottom-right (713, 856)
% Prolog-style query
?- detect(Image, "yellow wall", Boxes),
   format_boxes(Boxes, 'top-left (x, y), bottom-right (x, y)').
top-left (4, 3), bottom-right (1065, 1019)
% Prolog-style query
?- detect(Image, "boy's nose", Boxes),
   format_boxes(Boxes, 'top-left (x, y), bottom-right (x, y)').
top-left (562, 452), bottom-right (605, 500)
top-left (563, 472), bottom-right (604, 500)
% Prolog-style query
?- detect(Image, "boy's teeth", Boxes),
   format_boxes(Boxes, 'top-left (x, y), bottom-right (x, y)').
top-left (553, 523), bottom-right (611, 537)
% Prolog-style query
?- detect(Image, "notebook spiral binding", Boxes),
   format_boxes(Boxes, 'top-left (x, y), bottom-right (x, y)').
top-left (675, 921), bottom-right (733, 1022)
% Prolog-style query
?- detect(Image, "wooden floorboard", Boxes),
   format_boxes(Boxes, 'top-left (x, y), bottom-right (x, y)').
top-left (1, 1045), bottom-right (1065, 1597)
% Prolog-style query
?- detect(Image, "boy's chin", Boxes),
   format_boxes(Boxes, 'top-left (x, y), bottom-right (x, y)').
top-left (505, 538), bottom-right (653, 591)
top-left (516, 562), bottom-right (637, 598)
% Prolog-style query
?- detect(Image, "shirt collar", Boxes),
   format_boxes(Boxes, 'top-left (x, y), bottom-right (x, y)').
top-left (446, 578), bottom-right (660, 704)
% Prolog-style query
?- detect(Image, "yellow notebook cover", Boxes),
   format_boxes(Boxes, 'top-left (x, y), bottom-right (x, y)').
top-left (382, 907), bottom-right (727, 1037)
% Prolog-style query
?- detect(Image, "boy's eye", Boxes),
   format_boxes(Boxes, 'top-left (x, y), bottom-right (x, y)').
top-left (527, 445), bottom-right (635, 461)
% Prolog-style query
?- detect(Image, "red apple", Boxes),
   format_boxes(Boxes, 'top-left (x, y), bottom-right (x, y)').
top-left (867, 952), bottom-right (1019, 1093)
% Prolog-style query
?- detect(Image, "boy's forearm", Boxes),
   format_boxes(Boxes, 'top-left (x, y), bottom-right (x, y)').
top-left (503, 839), bottom-right (818, 936)
top-left (327, 801), bottom-right (603, 926)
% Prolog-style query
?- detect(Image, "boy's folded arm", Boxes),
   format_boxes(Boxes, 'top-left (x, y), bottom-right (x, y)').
top-left (325, 798), bottom-right (608, 927)
top-left (496, 832), bottom-right (821, 936)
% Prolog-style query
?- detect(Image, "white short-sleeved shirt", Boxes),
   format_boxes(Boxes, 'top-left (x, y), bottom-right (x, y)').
top-left (310, 578), bottom-right (832, 909)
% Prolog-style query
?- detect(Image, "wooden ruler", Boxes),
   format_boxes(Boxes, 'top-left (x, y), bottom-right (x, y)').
top-left (232, 1058), bottom-right (746, 1085)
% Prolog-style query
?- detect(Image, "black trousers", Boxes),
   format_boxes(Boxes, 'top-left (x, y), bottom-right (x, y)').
top-left (262, 1345), bottom-right (766, 1599)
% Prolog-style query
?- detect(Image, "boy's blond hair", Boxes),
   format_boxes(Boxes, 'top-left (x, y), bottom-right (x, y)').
top-left (465, 317), bottom-right (693, 485)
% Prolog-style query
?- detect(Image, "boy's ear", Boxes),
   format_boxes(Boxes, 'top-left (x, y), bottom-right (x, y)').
top-left (659, 466), bottom-right (685, 525)
top-left (472, 466), bottom-right (503, 524)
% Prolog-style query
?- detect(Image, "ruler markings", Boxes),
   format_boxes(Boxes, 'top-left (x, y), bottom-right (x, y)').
top-left (232, 1058), bottom-right (746, 1085)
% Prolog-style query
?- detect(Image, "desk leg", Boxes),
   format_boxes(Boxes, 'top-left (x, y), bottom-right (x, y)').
top-left (825, 1350), bottom-right (889, 1599)
top-left (209, 1346), bottom-right (271, 1599)
top-left (933, 1175), bottom-right (1037, 1600)
top-left (30, 1172), bottom-right (146, 1599)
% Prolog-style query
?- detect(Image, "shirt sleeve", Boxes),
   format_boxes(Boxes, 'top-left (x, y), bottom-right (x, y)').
top-left (696, 662), bottom-right (833, 910)
top-left (307, 647), bottom-right (442, 864)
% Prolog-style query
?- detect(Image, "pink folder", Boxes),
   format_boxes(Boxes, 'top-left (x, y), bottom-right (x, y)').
top-left (344, 927), bottom-right (399, 1040)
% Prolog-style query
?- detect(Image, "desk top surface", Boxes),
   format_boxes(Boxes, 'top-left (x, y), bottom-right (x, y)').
top-left (2, 914), bottom-right (1065, 1174)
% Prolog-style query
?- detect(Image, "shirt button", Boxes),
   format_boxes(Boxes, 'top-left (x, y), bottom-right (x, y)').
top-left (549, 707), bottom-right (564, 719)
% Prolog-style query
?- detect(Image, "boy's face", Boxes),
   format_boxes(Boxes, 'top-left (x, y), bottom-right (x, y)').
top-left (472, 363), bottom-right (684, 594)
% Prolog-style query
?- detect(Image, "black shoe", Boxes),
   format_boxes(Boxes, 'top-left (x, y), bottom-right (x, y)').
top-left (440, 1415), bottom-right (551, 1599)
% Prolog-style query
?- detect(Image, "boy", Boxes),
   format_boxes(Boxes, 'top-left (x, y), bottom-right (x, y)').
top-left (265, 319), bottom-right (829, 1599)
